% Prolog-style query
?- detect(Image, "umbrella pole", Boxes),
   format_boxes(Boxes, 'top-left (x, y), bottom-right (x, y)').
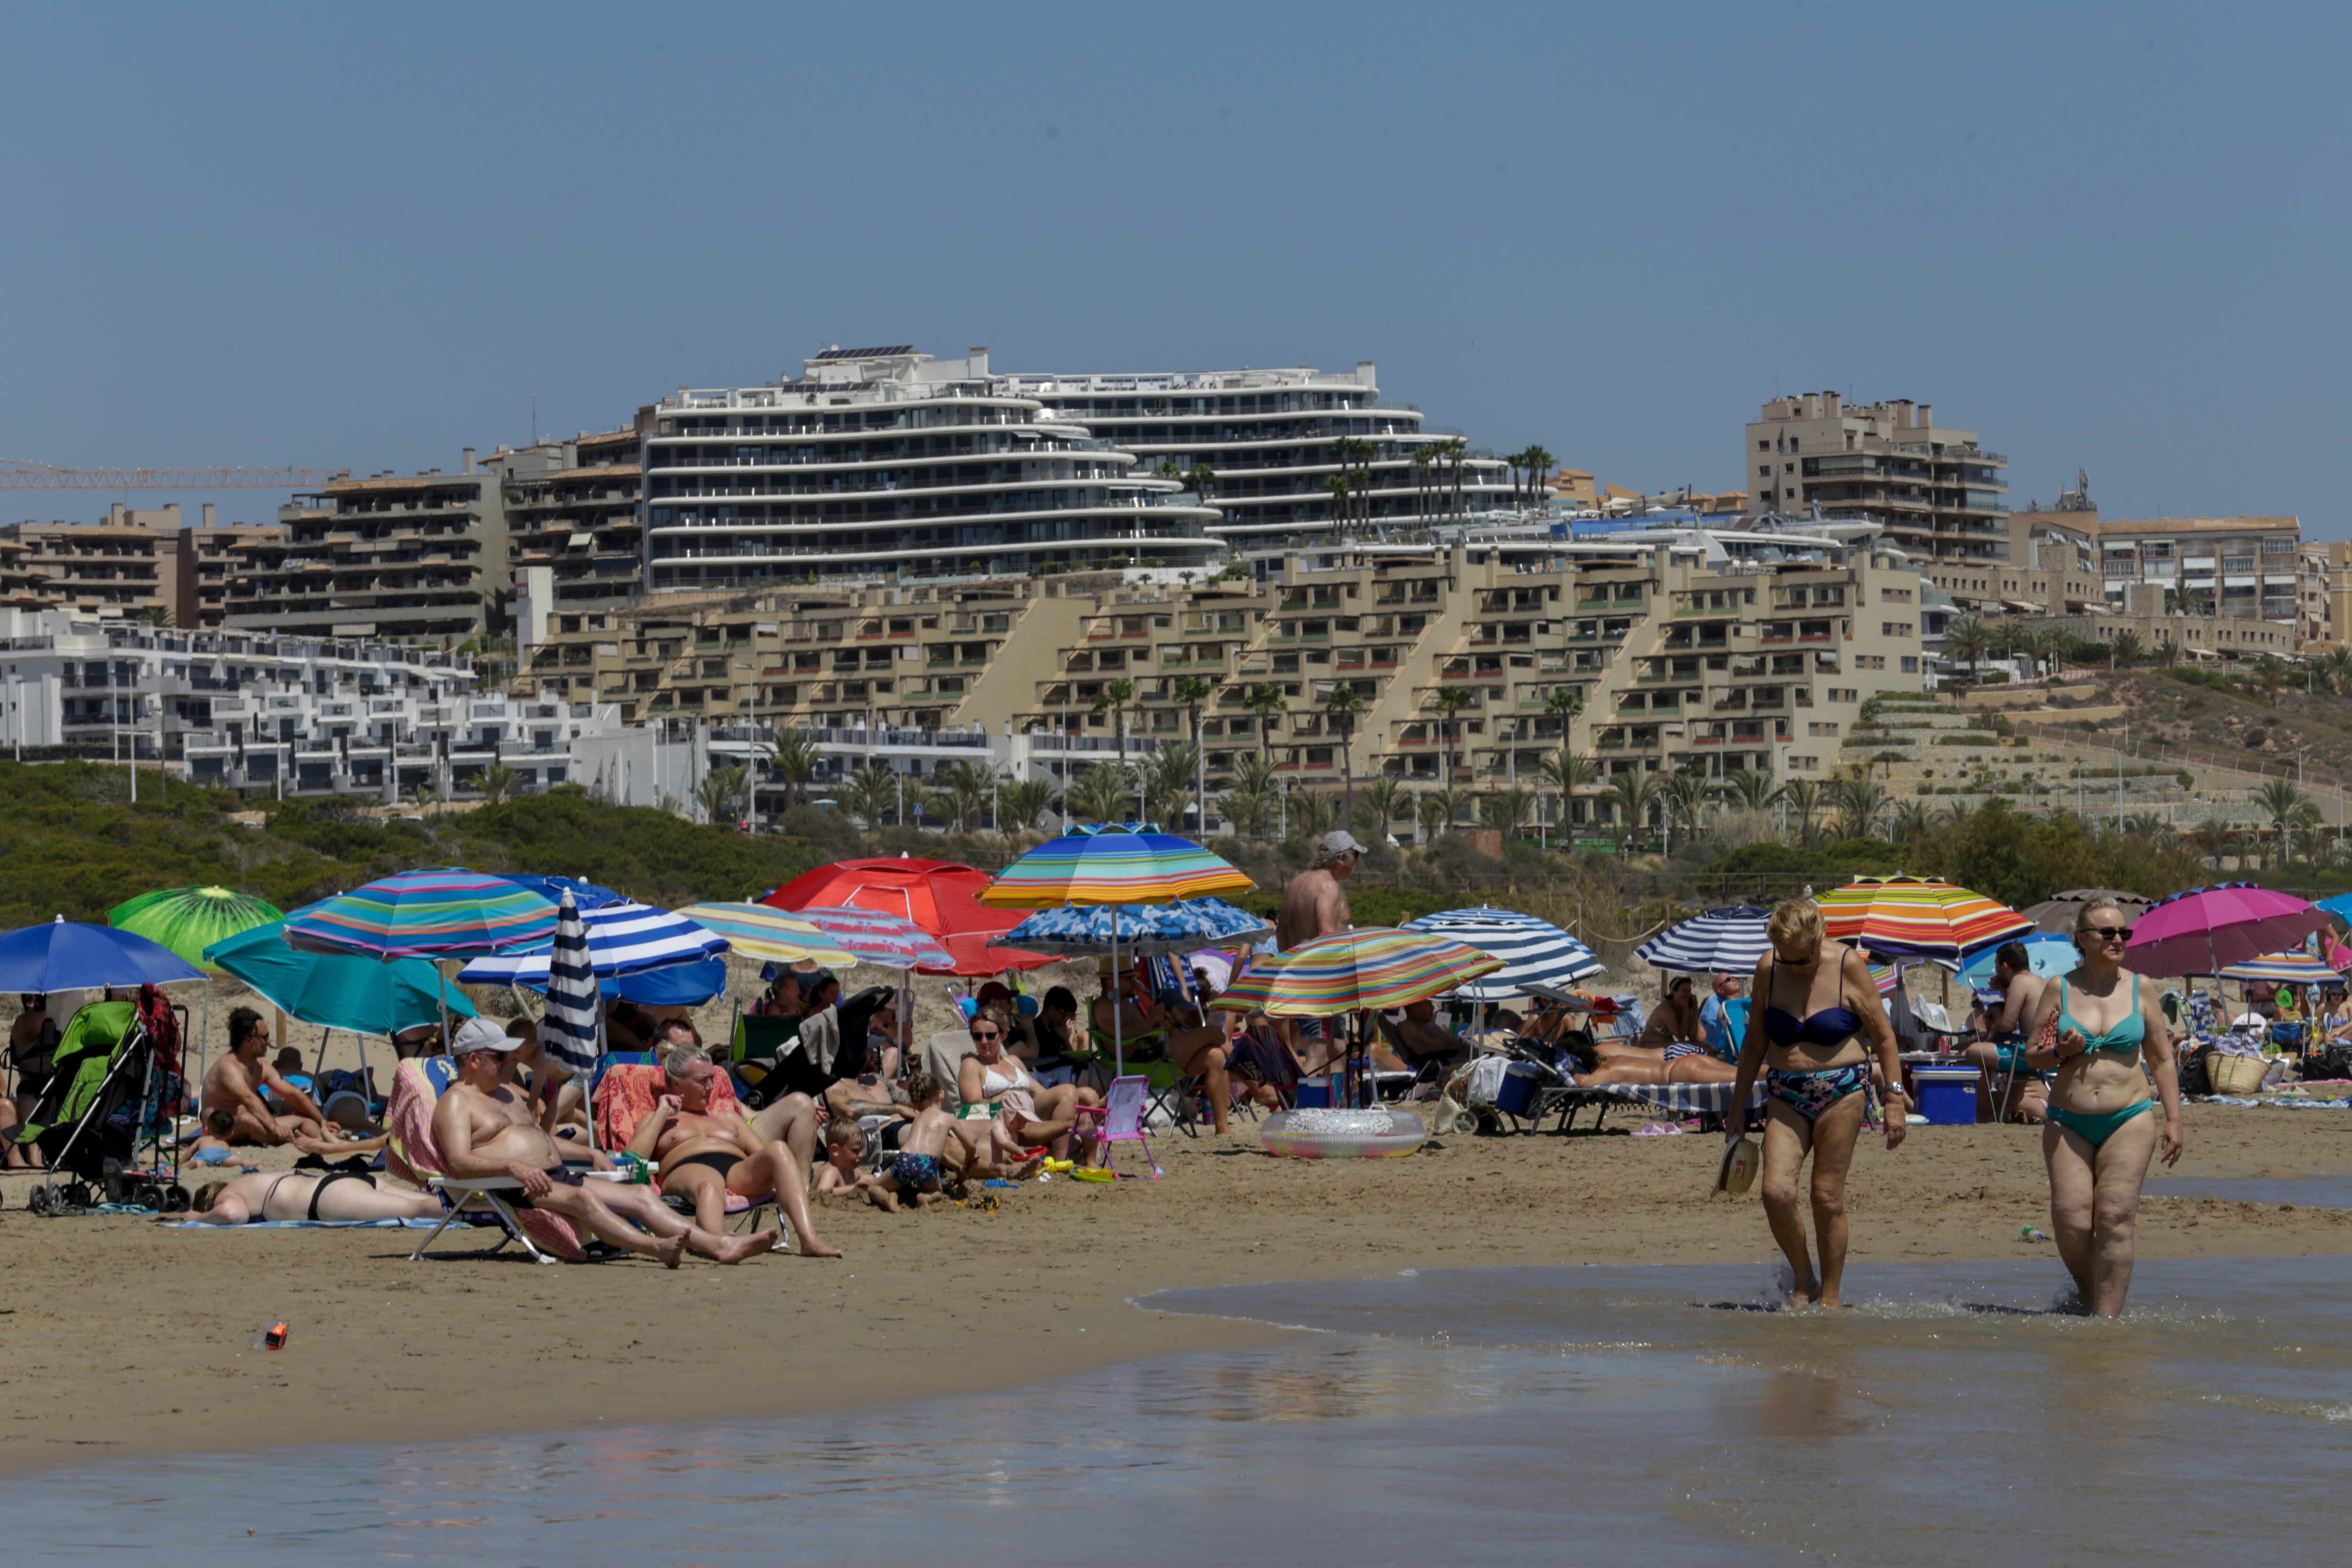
top-left (1112, 906), bottom-right (1124, 1078)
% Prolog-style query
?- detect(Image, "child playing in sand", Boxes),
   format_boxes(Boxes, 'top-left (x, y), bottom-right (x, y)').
top-left (814, 1119), bottom-right (876, 1199)
top-left (866, 1073), bottom-right (951, 1212)
top-left (187, 1108), bottom-right (244, 1166)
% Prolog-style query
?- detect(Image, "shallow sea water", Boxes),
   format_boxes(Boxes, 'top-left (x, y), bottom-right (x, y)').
top-left (2146, 1172), bottom-right (2352, 1207)
top-left (9, 1256), bottom-right (2351, 1565)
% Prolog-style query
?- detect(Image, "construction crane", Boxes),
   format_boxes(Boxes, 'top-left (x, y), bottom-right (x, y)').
top-left (0, 459), bottom-right (351, 490)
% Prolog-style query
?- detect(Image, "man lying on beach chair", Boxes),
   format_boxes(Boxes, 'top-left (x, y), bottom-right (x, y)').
top-left (610, 1043), bottom-right (841, 1258)
top-left (429, 1017), bottom-right (778, 1267)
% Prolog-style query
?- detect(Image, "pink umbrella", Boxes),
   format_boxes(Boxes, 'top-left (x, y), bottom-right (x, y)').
top-left (2125, 883), bottom-right (2328, 977)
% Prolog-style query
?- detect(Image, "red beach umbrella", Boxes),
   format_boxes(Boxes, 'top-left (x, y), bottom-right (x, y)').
top-left (764, 856), bottom-right (1052, 974)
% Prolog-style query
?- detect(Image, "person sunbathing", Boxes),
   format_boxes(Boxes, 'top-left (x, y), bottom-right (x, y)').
top-left (626, 1045), bottom-right (840, 1259)
top-left (202, 1008), bottom-right (331, 1146)
top-left (822, 997), bottom-right (911, 1125)
top-left (1374, 998), bottom-right (1474, 1073)
top-left (185, 1169), bottom-right (445, 1225)
top-left (956, 1016), bottom-right (1098, 1156)
top-left (1562, 1028), bottom-right (1737, 1085)
top-left (431, 1018), bottom-right (774, 1267)
top-left (867, 1072), bottom-right (953, 1212)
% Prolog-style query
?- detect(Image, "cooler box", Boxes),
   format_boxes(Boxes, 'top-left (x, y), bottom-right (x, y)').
top-left (1495, 1062), bottom-right (1546, 1118)
top-left (1911, 1065), bottom-right (1979, 1126)
top-left (1295, 1076), bottom-right (1332, 1109)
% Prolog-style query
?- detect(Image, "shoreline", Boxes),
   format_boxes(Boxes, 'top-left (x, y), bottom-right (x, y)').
top-left (5, 1103), bottom-right (2350, 1478)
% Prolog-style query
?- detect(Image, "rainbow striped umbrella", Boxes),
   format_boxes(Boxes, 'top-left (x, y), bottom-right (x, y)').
top-left (1256, 927), bottom-right (1504, 1018)
top-left (281, 867), bottom-right (557, 960)
top-left (1207, 951), bottom-right (1287, 1013)
top-left (669, 903), bottom-right (856, 968)
top-left (1816, 876), bottom-right (2032, 966)
top-left (978, 827), bottom-right (1253, 910)
top-left (788, 905), bottom-right (954, 969)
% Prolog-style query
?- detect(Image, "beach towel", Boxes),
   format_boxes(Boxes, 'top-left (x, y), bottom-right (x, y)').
top-left (593, 1062), bottom-right (746, 1150)
top-left (385, 1057), bottom-right (586, 1262)
top-left (167, 1216), bottom-right (468, 1231)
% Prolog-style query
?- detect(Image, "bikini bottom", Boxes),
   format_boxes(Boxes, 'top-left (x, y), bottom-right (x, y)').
top-left (2046, 1098), bottom-right (2154, 1149)
top-left (1765, 1063), bottom-right (1870, 1122)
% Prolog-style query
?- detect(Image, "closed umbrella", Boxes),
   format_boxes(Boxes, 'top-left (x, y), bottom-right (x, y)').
top-left (1402, 907), bottom-right (1603, 1002)
top-left (2127, 883), bottom-right (2327, 978)
top-left (536, 891), bottom-right (603, 1081)
top-left (108, 887), bottom-right (285, 973)
top-left (1634, 907), bottom-right (1773, 977)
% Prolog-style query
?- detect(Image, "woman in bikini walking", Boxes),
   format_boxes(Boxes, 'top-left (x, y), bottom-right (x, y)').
top-left (2019, 896), bottom-right (2183, 1315)
top-left (1726, 899), bottom-right (1907, 1309)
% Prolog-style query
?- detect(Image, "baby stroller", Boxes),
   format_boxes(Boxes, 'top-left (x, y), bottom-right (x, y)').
top-left (15, 999), bottom-right (191, 1216)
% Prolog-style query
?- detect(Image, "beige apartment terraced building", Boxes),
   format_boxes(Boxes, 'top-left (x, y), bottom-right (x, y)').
top-left (506, 528), bottom-right (1929, 824)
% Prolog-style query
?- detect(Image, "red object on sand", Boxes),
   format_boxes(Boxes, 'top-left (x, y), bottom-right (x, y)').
top-left (764, 857), bottom-right (1053, 975)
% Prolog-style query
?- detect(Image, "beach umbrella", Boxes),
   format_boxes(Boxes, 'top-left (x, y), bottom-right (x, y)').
top-left (493, 873), bottom-right (625, 911)
top-left (1206, 951), bottom-right (1285, 1012)
top-left (536, 891), bottom-right (603, 1080)
top-left (765, 856), bottom-right (1053, 974)
top-left (1402, 907), bottom-right (1604, 1000)
top-left (2126, 883), bottom-right (2327, 977)
top-left (1865, 959), bottom-right (1906, 997)
top-left (668, 903), bottom-right (857, 968)
top-left (787, 905), bottom-right (954, 969)
top-left (282, 867), bottom-right (557, 960)
top-left (107, 887), bottom-right (285, 973)
top-left (2020, 888), bottom-right (2157, 935)
top-left (1959, 932), bottom-right (2082, 986)
top-left (205, 919), bottom-right (478, 1037)
top-left (1816, 876), bottom-right (2033, 965)
top-left (0, 917), bottom-right (207, 993)
top-left (1634, 906), bottom-right (1773, 977)
top-left (979, 826), bottom-right (1255, 1073)
top-left (454, 899), bottom-right (728, 987)
top-left (988, 897), bottom-right (1271, 959)
top-left (1255, 927), bottom-right (1504, 1018)
top-left (2217, 951), bottom-right (2344, 985)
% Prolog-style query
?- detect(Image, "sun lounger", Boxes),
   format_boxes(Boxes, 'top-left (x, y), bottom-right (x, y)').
top-left (1537, 1080), bottom-right (1770, 1134)
top-left (386, 1056), bottom-right (591, 1263)
top-left (591, 1062), bottom-right (772, 1231)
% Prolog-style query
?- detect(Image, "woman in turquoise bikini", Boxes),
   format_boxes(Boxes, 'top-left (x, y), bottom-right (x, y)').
top-left (2020, 897), bottom-right (2184, 1316)
top-left (1727, 899), bottom-right (1907, 1309)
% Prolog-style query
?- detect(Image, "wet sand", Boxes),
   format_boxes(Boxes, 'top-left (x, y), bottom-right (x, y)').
top-left (4, 1099), bottom-right (2349, 1475)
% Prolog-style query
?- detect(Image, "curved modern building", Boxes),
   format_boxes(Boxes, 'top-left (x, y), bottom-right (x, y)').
top-left (641, 348), bottom-right (1220, 588)
top-left (1006, 361), bottom-right (1513, 545)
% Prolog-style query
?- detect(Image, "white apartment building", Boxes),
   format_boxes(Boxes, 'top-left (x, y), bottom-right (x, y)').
top-left (638, 347), bottom-right (1222, 589)
top-left (1005, 360), bottom-right (1513, 543)
top-left (1747, 393), bottom-right (2009, 563)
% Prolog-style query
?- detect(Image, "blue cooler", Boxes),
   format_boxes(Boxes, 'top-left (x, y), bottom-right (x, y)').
top-left (1495, 1062), bottom-right (1545, 1118)
top-left (1911, 1065), bottom-right (1980, 1126)
top-left (1295, 1076), bottom-right (1332, 1109)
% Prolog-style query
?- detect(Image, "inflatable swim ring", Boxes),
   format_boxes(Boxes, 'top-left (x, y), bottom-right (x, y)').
top-left (1259, 1108), bottom-right (1427, 1159)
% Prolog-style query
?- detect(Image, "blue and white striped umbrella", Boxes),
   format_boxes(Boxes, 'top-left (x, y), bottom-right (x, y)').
top-left (536, 890), bottom-right (602, 1077)
top-left (1399, 907), bottom-right (1603, 1000)
top-left (1635, 907), bottom-right (1774, 976)
top-left (986, 896), bottom-right (1272, 959)
top-left (455, 899), bottom-right (728, 987)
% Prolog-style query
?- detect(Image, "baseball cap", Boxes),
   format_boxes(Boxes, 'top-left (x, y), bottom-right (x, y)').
top-left (1315, 830), bottom-right (1368, 862)
top-left (451, 1016), bottom-right (523, 1057)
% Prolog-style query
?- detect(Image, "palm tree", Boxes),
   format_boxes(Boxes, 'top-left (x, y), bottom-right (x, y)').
top-left (695, 762), bottom-right (750, 827)
top-left (898, 777), bottom-right (942, 830)
top-left (840, 763), bottom-right (898, 830)
top-left (1224, 751), bottom-right (1277, 840)
top-left (1826, 777), bottom-right (1889, 840)
top-left (1602, 770), bottom-right (1662, 843)
top-left (1065, 761), bottom-right (1136, 826)
top-left (997, 776), bottom-right (1055, 835)
top-left (1724, 766), bottom-right (1779, 813)
top-left (1286, 787), bottom-right (1335, 842)
top-left (1431, 687), bottom-right (1473, 785)
top-left (1534, 745), bottom-right (1597, 837)
top-left (1543, 684), bottom-right (1585, 743)
top-left (408, 780), bottom-right (438, 817)
top-left (931, 759), bottom-right (993, 833)
top-left (1780, 778), bottom-right (1822, 846)
top-left (2186, 816), bottom-right (2238, 871)
top-left (764, 727), bottom-right (821, 809)
top-left (1522, 443), bottom-right (1555, 507)
top-left (2322, 646), bottom-right (2352, 694)
top-left (1247, 681), bottom-right (1287, 773)
top-left (473, 761), bottom-right (517, 805)
top-left (2153, 636), bottom-right (2181, 670)
top-left (1324, 683), bottom-right (1367, 824)
top-left (2254, 653), bottom-right (2289, 700)
top-left (1437, 436), bottom-right (1469, 516)
top-left (1093, 678), bottom-right (1136, 767)
top-left (1322, 473), bottom-right (1354, 531)
top-left (1410, 445), bottom-right (1439, 524)
top-left (1944, 614), bottom-right (1992, 684)
top-left (2255, 778), bottom-right (2307, 867)
top-left (1355, 775), bottom-right (1405, 843)
top-left (1890, 800), bottom-right (1935, 841)
top-left (1480, 786), bottom-right (1533, 837)
top-left (1659, 767), bottom-right (1714, 846)
top-left (1419, 787), bottom-right (1463, 842)
top-left (1185, 462), bottom-right (1214, 502)
top-left (2109, 629), bottom-right (2146, 669)
top-left (1173, 676), bottom-right (1213, 744)
top-left (1146, 742), bottom-right (1199, 829)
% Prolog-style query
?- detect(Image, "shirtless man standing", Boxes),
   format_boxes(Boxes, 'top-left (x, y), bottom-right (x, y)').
top-left (430, 1017), bottom-right (773, 1267)
top-left (202, 1008), bottom-right (330, 1146)
top-left (1275, 831), bottom-right (1364, 1075)
top-left (626, 1044), bottom-right (839, 1258)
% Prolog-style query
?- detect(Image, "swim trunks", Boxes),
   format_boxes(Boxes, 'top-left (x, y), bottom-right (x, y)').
top-left (887, 1151), bottom-right (941, 1189)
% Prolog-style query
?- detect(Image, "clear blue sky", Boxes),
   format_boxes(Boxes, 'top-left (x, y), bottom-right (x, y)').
top-left (3, 1), bottom-right (2343, 531)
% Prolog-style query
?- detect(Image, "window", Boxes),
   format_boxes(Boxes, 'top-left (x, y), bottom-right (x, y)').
top-left (1899, 656), bottom-right (1919, 673)
top-left (1788, 754), bottom-right (1820, 772)
top-left (1808, 722), bottom-right (1839, 736)
top-left (1827, 687), bottom-right (1858, 702)
top-left (1880, 587), bottom-right (1913, 602)
top-left (1856, 655), bottom-right (1886, 671)
top-left (1758, 440), bottom-right (1771, 451)
top-left (1758, 464), bottom-right (1772, 477)
top-left (1882, 622), bottom-right (1913, 637)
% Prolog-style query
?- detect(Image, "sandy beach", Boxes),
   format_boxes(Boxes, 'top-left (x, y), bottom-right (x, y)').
top-left (4, 1093), bottom-right (2348, 1477)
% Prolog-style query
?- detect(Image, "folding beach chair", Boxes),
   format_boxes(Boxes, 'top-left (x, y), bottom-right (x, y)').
top-left (386, 1056), bottom-right (591, 1264)
top-left (590, 1060), bottom-right (776, 1235)
top-left (1069, 1075), bottom-right (1160, 1179)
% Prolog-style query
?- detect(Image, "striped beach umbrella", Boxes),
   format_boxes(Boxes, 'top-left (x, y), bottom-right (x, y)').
top-left (669, 903), bottom-right (857, 969)
top-left (455, 899), bottom-right (729, 987)
top-left (978, 827), bottom-right (1253, 910)
top-left (1256, 927), bottom-right (1504, 1018)
top-left (2130, 883), bottom-right (2327, 977)
top-left (1816, 876), bottom-right (2032, 965)
top-left (2217, 950), bottom-right (2344, 984)
top-left (108, 886), bottom-right (286, 973)
top-left (282, 868), bottom-right (557, 960)
top-left (1207, 951), bottom-right (1286, 1012)
top-left (1400, 907), bottom-right (1603, 1000)
top-left (989, 897), bottom-right (1271, 959)
top-left (788, 905), bottom-right (954, 969)
top-left (536, 890), bottom-right (603, 1079)
top-left (1634, 906), bottom-right (1773, 977)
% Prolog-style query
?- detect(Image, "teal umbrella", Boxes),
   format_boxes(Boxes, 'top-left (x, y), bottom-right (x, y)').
top-left (204, 919), bottom-right (478, 1038)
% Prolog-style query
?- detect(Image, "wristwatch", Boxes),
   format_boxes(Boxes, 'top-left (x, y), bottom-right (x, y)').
top-left (1883, 1083), bottom-right (1906, 1097)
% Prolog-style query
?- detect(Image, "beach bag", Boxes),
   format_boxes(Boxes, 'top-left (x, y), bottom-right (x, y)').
top-left (1463, 1054), bottom-right (1510, 1107)
top-left (2176, 1043), bottom-right (2211, 1097)
top-left (2300, 1045), bottom-right (2352, 1084)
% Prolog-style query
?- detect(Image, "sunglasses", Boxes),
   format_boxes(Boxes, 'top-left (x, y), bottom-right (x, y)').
top-left (972, 1027), bottom-right (1001, 1040)
top-left (2081, 926), bottom-right (2133, 944)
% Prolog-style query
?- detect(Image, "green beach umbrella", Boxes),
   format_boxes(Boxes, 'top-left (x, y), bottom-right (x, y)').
top-left (109, 886), bottom-right (286, 973)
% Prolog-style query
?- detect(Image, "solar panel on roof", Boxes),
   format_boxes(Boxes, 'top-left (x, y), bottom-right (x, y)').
top-left (812, 344), bottom-right (915, 360)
